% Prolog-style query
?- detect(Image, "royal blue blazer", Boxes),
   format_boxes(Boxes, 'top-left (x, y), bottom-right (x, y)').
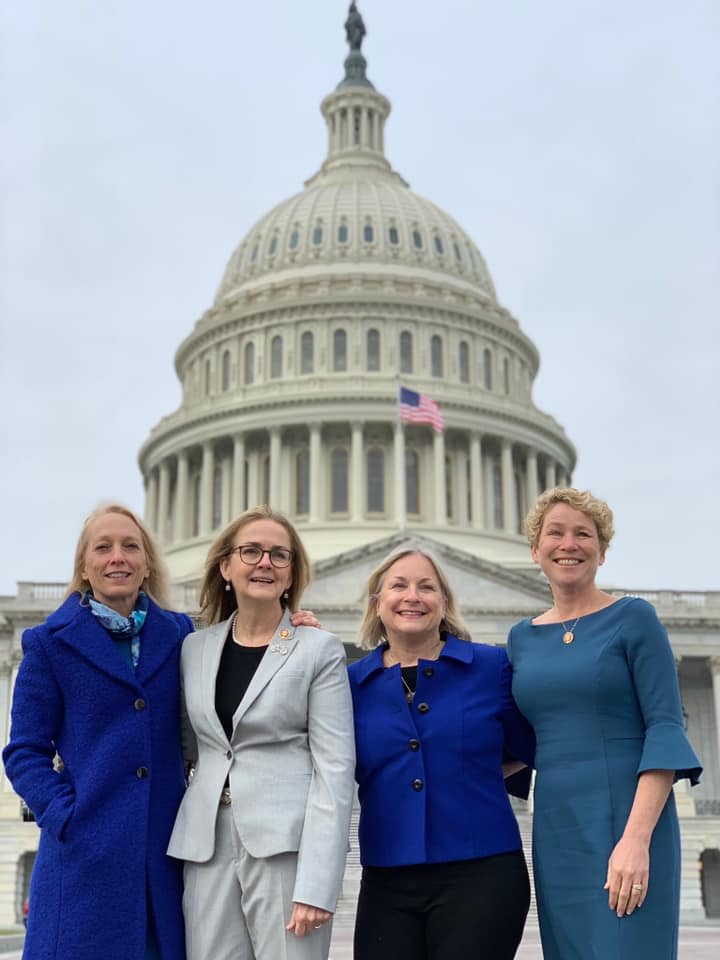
top-left (348, 633), bottom-right (535, 867)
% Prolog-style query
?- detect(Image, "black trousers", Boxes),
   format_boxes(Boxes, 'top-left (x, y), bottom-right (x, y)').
top-left (353, 849), bottom-right (530, 960)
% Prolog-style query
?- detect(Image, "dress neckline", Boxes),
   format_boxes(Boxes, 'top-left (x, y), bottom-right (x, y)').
top-left (528, 595), bottom-right (631, 629)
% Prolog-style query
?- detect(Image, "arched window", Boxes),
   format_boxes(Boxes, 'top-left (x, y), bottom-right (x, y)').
top-left (312, 225), bottom-right (323, 246)
top-left (268, 235), bottom-right (278, 256)
top-left (296, 450), bottom-right (309, 514)
top-left (388, 225), bottom-right (400, 246)
top-left (271, 336), bottom-right (283, 379)
top-left (333, 329), bottom-right (347, 372)
top-left (412, 229), bottom-right (424, 250)
top-left (204, 358), bottom-right (212, 396)
top-left (492, 460), bottom-right (503, 529)
top-left (191, 473), bottom-right (201, 537)
top-left (503, 356), bottom-right (511, 394)
top-left (363, 223), bottom-right (374, 244)
top-left (250, 243), bottom-right (259, 263)
top-left (400, 331), bottom-right (413, 374)
top-left (331, 449), bottom-right (348, 513)
top-left (301, 332), bottom-right (314, 374)
top-left (483, 348), bottom-right (493, 390)
top-left (459, 341), bottom-right (469, 384)
top-left (212, 463), bottom-right (223, 529)
top-left (367, 448), bottom-right (385, 513)
top-left (367, 328), bottom-right (380, 371)
top-left (453, 241), bottom-right (462, 262)
top-left (221, 350), bottom-right (231, 392)
top-left (244, 342), bottom-right (255, 385)
top-left (406, 450), bottom-right (419, 515)
top-left (434, 235), bottom-right (444, 255)
top-left (338, 223), bottom-right (349, 244)
top-left (431, 335), bottom-right (443, 378)
top-left (445, 455), bottom-right (453, 520)
top-left (289, 229), bottom-right (299, 250)
top-left (261, 456), bottom-right (270, 506)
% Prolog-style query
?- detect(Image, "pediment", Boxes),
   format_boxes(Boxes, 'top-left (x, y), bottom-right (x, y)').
top-left (304, 532), bottom-right (550, 615)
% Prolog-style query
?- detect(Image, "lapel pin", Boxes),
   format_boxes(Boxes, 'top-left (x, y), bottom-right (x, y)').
top-left (270, 643), bottom-right (289, 655)
top-left (279, 629), bottom-right (290, 639)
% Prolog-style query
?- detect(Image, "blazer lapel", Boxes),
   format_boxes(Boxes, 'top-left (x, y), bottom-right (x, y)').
top-left (201, 619), bottom-right (233, 745)
top-left (230, 610), bottom-right (298, 733)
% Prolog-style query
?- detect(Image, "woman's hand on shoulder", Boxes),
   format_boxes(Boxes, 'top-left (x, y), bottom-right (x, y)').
top-left (290, 609), bottom-right (322, 630)
top-left (286, 902), bottom-right (332, 937)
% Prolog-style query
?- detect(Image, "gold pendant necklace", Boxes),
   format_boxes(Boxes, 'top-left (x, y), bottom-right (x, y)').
top-left (561, 615), bottom-right (581, 645)
top-left (400, 674), bottom-right (415, 705)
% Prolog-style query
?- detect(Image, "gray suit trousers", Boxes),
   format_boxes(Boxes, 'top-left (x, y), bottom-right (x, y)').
top-left (183, 804), bottom-right (333, 960)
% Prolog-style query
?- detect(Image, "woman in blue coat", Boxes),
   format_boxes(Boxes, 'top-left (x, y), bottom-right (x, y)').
top-left (3, 504), bottom-right (193, 960)
top-left (349, 548), bottom-right (535, 960)
top-left (508, 488), bottom-right (702, 959)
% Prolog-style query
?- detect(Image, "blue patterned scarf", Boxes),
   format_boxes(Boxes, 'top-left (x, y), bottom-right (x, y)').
top-left (83, 590), bottom-right (149, 671)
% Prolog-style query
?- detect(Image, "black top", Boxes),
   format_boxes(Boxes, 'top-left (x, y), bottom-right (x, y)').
top-left (215, 633), bottom-right (268, 739)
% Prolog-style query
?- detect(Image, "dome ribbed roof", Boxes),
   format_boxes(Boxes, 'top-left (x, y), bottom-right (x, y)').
top-left (214, 43), bottom-right (496, 306)
top-left (214, 174), bottom-right (496, 305)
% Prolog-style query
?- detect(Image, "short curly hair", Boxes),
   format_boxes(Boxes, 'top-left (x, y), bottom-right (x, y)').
top-left (525, 487), bottom-right (615, 553)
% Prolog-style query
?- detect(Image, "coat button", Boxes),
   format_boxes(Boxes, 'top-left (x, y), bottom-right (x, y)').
top-left (417, 702), bottom-right (430, 713)
top-left (226, 750), bottom-right (232, 760)
top-left (133, 698), bottom-right (146, 711)
top-left (423, 667), bottom-right (434, 678)
top-left (412, 778), bottom-right (424, 791)
top-left (136, 766), bottom-right (149, 779)
top-left (408, 739), bottom-right (420, 751)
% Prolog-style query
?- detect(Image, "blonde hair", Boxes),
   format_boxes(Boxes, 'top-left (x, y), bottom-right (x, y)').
top-left (199, 505), bottom-right (312, 625)
top-left (359, 548), bottom-right (471, 650)
top-left (67, 503), bottom-right (171, 608)
top-left (525, 487), bottom-right (615, 553)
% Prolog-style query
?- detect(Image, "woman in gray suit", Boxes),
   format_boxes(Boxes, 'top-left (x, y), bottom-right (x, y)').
top-left (167, 506), bottom-right (355, 960)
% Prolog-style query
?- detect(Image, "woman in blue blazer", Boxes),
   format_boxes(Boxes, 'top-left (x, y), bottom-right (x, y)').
top-left (3, 504), bottom-right (194, 960)
top-left (349, 548), bottom-right (535, 960)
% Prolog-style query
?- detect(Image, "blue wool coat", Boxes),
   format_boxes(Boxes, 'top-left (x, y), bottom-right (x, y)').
top-left (2, 593), bottom-right (193, 960)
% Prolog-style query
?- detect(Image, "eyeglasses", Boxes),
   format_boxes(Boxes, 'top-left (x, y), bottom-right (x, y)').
top-left (229, 544), bottom-right (294, 568)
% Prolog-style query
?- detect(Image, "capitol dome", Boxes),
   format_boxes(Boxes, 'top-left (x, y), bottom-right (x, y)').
top-left (138, 16), bottom-right (576, 586)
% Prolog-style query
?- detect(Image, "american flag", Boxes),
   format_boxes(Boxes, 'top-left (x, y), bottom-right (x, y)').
top-left (398, 386), bottom-right (445, 433)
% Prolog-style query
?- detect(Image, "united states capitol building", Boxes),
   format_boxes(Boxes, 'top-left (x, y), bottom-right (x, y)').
top-left (1, 6), bottom-right (719, 928)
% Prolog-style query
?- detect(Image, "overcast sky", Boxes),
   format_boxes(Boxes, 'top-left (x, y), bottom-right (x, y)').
top-left (1, 0), bottom-right (718, 594)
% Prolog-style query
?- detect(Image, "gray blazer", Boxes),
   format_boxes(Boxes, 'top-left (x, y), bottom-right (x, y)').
top-left (167, 609), bottom-right (355, 913)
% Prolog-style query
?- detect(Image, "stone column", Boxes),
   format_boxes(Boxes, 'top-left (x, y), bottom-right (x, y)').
top-left (711, 657), bottom-right (720, 778)
top-left (199, 441), bottom-right (214, 536)
top-left (394, 421), bottom-right (406, 529)
top-left (175, 450), bottom-right (189, 541)
top-left (0, 664), bottom-right (12, 792)
top-left (221, 456), bottom-right (232, 524)
top-left (433, 430), bottom-right (446, 525)
top-left (232, 434), bottom-right (246, 515)
top-left (269, 427), bottom-right (281, 509)
top-left (545, 459), bottom-right (558, 491)
top-left (157, 461), bottom-right (170, 545)
top-left (351, 422), bottom-right (363, 522)
top-left (469, 432), bottom-right (484, 529)
top-left (501, 439), bottom-right (517, 533)
top-left (526, 448), bottom-right (539, 511)
top-left (145, 469), bottom-right (158, 532)
top-left (309, 424), bottom-right (322, 522)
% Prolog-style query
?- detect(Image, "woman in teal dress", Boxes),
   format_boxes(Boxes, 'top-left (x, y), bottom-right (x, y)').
top-left (507, 488), bottom-right (701, 960)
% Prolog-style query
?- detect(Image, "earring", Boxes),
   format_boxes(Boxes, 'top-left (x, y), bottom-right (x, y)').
top-left (282, 590), bottom-right (289, 602)
top-left (225, 581), bottom-right (231, 592)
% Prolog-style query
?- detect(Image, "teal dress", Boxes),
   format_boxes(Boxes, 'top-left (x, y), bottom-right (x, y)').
top-left (508, 597), bottom-right (701, 960)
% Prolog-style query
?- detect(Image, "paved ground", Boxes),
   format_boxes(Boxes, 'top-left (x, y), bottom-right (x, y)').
top-left (328, 922), bottom-right (720, 958)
